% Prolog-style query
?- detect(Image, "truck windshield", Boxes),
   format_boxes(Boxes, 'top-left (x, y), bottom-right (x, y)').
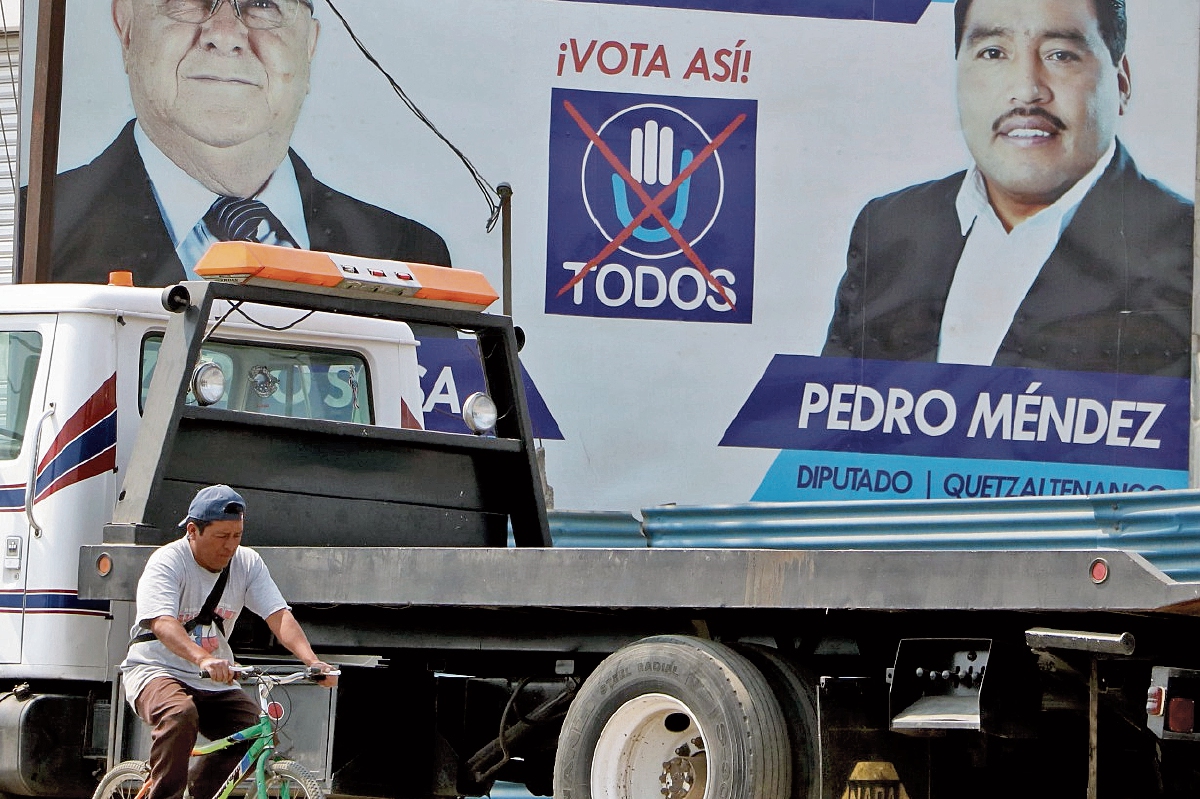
top-left (0, 332), bottom-right (42, 460)
top-left (140, 336), bottom-right (372, 424)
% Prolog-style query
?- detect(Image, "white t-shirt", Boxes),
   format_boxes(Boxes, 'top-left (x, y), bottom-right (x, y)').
top-left (121, 536), bottom-right (288, 704)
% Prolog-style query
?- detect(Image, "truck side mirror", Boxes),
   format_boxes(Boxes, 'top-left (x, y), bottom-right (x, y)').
top-left (161, 284), bottom-right (192, 313)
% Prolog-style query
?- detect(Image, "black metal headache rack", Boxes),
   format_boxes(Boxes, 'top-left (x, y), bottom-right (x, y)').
top-left (104, 279), bottom-right (550, 551)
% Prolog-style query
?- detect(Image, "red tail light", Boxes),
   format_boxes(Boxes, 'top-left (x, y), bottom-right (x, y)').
top-left (1168, 697), bottom-right (1195, 733)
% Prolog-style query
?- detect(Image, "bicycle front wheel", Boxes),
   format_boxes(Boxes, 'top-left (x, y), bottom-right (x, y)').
top-left (262, 760), bottom-right (325, 799)
top-left (92, 760), bottom-right (149, 799)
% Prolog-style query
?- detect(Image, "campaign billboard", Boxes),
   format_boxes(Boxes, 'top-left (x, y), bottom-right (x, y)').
top-left (19, 0), bottom-right (1198, 513)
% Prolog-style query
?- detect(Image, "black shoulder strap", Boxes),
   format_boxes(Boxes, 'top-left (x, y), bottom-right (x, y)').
top-left (191, 565), bottom-right (230, 634)
top-left (130, 565), bottom-right (230, 646)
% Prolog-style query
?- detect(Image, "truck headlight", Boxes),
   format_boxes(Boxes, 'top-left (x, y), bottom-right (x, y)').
top-left (462, 392), bottom-right (498, 435)
top-left (191, 362), bottom-right (226, 407)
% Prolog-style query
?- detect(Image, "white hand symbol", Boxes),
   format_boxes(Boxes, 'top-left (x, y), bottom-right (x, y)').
top-left (629, 120), bottom-right (675, 186)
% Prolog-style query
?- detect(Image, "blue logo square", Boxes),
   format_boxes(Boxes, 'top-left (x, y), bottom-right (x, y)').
top-left (546, 88), bottom-right (757, 323)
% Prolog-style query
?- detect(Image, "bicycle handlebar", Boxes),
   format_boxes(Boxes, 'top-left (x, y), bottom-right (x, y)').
top-left (199, 665), bottom-right (341, 681)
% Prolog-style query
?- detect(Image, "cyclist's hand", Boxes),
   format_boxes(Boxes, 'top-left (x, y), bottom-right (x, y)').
top-left (199, 657), bottom-right (235, 685)
top-left (308, 661), bottom-right (339, 688)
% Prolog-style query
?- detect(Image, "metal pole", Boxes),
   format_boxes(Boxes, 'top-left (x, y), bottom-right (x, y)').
top-left (20, 0), bottom-right (66, 284)
top-left (1191, 28), bottom-right (1200, 487)
top-left (1087, 657), bottom-right (1098, 799)
top-left (497, 182), bottom-right (513, 317)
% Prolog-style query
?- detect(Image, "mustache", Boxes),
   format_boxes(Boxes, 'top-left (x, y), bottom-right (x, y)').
top-left (992, 107), bottom-right (1067, 133)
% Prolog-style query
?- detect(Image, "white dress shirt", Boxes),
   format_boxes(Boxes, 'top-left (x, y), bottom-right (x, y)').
top-left (133, 123), bottom-right (311, 278)
top-left (937, 142), bottom-right (1117, 365)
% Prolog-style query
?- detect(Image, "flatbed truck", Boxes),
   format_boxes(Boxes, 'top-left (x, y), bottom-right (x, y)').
top-left (3, 247), bottom-right (1200, 798)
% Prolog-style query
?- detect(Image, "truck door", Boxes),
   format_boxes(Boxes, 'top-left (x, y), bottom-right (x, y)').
top-left (0, 318), bottom-right (55, 664)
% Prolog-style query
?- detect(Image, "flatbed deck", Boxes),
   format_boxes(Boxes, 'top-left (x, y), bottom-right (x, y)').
top-left (80, 545), bottom-right (1200, 613)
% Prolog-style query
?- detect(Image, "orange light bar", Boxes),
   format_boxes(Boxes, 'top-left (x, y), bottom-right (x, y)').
top-left (194, 242), bottom-right (499, 311)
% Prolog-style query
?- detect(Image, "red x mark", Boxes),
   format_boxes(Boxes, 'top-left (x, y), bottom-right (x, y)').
top-left (557, 100), bottom-right (746, 310)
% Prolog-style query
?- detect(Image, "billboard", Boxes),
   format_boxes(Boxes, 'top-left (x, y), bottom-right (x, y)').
top-left (20, 0), bottom-right (1198, 512)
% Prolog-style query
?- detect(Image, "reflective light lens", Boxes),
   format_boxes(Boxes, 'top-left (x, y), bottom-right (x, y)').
top-left (1147, 686), bottom-right (1165, 716)
top-left (96, 552), bottom-right (113, 578)
top-left (191, 362), bottom-right (227, 406)
top-left (462, 392), bottom-right (498, 434)
top-left (1089, 558), bottom-right (1109, 584)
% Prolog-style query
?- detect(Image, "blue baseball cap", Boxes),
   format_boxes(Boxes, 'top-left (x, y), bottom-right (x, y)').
top-left (179, 484), bottom-right (246, 528)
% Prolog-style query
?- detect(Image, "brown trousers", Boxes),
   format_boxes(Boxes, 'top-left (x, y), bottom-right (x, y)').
top-left (134, 677), bottom-right (261, 799)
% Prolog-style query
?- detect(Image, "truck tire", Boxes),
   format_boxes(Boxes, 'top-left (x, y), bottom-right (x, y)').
top-left (91, 761), bottom-right (148, 799)
top-left (553, 635), bottom-right (791, 799)
top-left (738, 645), bottom-right (820, 799)
top-left (264, 760), bottom-right (325, 799)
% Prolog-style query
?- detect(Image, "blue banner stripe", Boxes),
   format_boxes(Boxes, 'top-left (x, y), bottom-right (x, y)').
top-left (556, 0), bottom-right (935, 23)
top-left (0, 486), bottom-right (23, 511)
top-left (0, 592), bottom-right (110, 613)
top-left (753, 449), bottom-right (1187, 503)
top-left (722, 355), bottom-right (1188, 471)
top-left (35, 413), bottom-right (117, 496)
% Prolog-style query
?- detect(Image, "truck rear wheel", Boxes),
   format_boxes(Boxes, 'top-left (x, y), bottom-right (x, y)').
top-left (91, 761), bottom-right (148, 799)
top-left (553, 635), bottom-right (791, 799)
top-left (738, 645), bottom-right (820, 799)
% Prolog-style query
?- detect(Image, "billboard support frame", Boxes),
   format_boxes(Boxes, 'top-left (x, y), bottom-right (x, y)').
top-left (499, 182), bottom-right (513, 317)
top-left (1192, 32), bottom-right (1200, 490)
top-left (19, 0), bottom-right (64, 285)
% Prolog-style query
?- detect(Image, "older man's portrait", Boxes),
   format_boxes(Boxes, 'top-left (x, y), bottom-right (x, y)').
top-left (42, 0), bottom-right (450, 285)
top-left (821, 0), bottom-right (1193, 378)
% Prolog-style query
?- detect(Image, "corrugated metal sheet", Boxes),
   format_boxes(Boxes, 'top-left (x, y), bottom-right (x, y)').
top-left (548, 509), bottom-right (645, 547)
top-left (642, 489), bottom-right (1200, 582)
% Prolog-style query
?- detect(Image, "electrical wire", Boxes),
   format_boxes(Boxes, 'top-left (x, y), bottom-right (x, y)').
top-left (0, 4), bottom-right (16, 199)
top-left (232, 305), bottom-right (317, 332)
top-left (202, 301), bottom-right (244, 344)
top-left (493, 677), bottom-right (532, 776)
top-left (321, 0), bottom-right (503, 231)
top-left (202, 301), bottom-right (318, 343)
top-left (0, 5), bottom-right (19, 279)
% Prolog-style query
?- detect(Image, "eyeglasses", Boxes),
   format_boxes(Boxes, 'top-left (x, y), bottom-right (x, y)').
top-left (155, 0), bottom-right (314, 30)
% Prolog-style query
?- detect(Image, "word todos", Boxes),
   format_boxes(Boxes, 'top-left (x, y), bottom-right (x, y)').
top-left (561, 261), bottom-right (737, 312)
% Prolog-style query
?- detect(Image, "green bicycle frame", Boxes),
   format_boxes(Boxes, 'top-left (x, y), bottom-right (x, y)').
top-left (189, 714), bottom-right (285, 799)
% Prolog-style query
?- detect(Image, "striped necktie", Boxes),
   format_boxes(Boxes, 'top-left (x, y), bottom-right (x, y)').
top-left (204, 196), bottom-right (299, 246)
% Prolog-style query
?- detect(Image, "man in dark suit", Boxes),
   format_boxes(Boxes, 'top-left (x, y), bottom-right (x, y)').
top-left (822, 0), bottom-right (1192, 377)
top-left (40, 0), bottom-right (448, 286)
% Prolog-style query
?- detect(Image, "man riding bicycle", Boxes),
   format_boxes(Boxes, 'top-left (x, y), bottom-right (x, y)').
top-left (121, 484), bottom-right (336, 799)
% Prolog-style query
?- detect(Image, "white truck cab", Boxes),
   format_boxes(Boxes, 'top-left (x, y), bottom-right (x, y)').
top-left (1, 282), bottom-right (430, 677)
top-left (0, 280), bottom-right (437, 796)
